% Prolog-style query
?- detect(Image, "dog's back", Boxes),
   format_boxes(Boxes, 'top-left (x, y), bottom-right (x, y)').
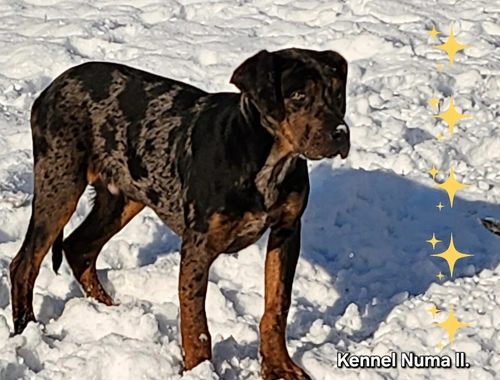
top-left (31, 62), bottom-right (213, 224)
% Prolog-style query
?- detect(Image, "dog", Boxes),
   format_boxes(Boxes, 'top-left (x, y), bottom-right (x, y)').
top-left (9, 48), bottom-right (350, 380)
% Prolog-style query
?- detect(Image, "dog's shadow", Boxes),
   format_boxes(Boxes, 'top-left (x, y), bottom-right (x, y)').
top-left (128, 164), bottom-right (500, 377)
top-left (284, 164), bottom-right (500, 353)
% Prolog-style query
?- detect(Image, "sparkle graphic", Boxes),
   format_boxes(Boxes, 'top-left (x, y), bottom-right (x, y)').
top-left (435, 166), bottom-right (470, 207)
top-left (433, 97), bottom-right (471, 137)
top-left (432, 26), bottom-right (473, 68)
top-left (432, 304), bottom-right (472, 345)
top-left (427, 304), bottom-right (442, 318)
top-left (425, 23), bottom-right (476, 353)
top-left (428, 95), bottom-right (439, 110)
top-left (427, 25), bottom-right (441, 40)
top-left (427, 165), bottom-right (440, 179)
top-left (431, 234), bottom-right (473, 277)
top-left (426, 233), bottom-right (442, 249)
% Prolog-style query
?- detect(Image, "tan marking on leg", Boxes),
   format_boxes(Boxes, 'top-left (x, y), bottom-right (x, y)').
top-left (78, 199), bottom-right (144, 304)
top-left (259, 221), bottom-right (311, 380)
top-left (64, 182), bottom-right (144, 305)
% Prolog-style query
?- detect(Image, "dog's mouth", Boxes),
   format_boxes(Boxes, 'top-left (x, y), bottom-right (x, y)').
top-left (299, 136), bottom-right (351, 161)
top-left (337, 141), bottom-right (350, 159)
top-left (299, 144), bottom-right (350, 160)
top-left (322, 141), bottom-right (350, 159)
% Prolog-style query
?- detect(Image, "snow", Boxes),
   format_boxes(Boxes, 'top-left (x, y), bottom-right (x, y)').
top-left (0, 0), bottom-right (499, 379)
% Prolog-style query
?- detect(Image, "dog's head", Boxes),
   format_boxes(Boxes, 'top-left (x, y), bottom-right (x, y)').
top-left (230, 48), bottom-right (350, 160)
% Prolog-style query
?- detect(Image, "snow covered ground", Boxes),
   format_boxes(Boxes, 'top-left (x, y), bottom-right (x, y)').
top-left (1, 0), bottom-right (500, 379)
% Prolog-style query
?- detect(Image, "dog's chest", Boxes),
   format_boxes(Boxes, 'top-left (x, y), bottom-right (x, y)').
top-left (210, 161), bottom-right (297, 253)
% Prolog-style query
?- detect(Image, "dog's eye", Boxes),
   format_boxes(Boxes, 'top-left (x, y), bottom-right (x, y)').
top-left (290, 91), bottom-right (306, 102)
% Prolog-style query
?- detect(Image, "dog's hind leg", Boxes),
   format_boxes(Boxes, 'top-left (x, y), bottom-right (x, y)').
top-left (9, 140), bottom-right (87, 335)
top-left (62, 181), bottom-right (144, 305)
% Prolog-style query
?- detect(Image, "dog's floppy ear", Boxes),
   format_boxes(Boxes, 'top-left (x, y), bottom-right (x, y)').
top-left (230, 50), bottom-right (284, 121)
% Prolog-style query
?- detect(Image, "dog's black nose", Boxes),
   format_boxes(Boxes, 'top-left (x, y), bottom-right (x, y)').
top-left (331, 124), bottom-right (350, 159)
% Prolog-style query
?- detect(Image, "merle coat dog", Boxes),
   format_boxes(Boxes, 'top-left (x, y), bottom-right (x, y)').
top-left (10, 48), bottom-right (350, 380)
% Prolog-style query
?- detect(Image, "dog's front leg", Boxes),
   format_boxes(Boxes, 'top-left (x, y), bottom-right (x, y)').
top-left (260, 220), bottom-right (311, 380)
top-left (179, 232), bottom-right (215, 371)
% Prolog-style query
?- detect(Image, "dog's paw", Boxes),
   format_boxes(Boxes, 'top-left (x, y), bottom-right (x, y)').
top-left (261, 359), bottom-right (312, 380)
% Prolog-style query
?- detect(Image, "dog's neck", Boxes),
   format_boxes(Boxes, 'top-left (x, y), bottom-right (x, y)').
top-left (255, 141), bottom-right (297, 209)
top-left (239, 94), bottom-right (298, 209)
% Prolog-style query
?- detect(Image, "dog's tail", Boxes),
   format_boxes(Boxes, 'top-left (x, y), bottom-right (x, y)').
top-left (52, 230), bottom-right (64, 274)
top-left (479, 217), bottom-right (500, 237)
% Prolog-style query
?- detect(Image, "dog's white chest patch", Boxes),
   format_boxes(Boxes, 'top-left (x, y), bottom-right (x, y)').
top-left (255, 155), bottom-right (295, 210)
